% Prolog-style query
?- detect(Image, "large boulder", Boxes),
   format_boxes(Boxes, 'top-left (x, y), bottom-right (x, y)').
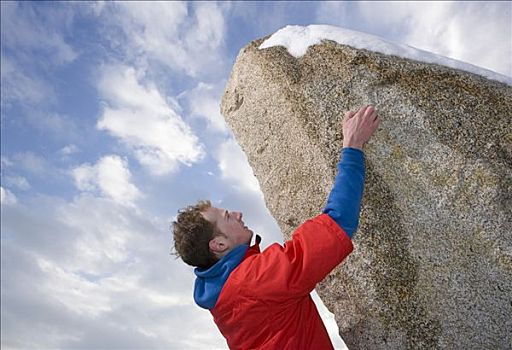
top-left (220, 26), bottom-right (512, 349)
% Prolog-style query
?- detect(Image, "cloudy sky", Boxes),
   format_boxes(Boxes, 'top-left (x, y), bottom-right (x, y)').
top-left (1, 1), bottom-right (510, 349)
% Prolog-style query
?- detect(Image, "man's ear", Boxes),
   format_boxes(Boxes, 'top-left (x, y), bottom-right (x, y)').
top-left (209, 235), bottom-right (228, 255)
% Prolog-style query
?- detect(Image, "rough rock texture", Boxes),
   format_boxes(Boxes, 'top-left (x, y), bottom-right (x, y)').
top-left (220, 37), bottom-right (512, 349)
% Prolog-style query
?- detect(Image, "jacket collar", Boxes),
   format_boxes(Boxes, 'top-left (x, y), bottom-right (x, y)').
top-left (243, 234), bottom-right (261, 261)
top-left (192, 235), bottom-right (262, 310)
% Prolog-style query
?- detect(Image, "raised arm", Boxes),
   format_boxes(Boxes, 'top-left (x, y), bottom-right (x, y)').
top-left (323, 106), bottom-right (380, 239)
top-left (243, 107), bottom-right (380, 300)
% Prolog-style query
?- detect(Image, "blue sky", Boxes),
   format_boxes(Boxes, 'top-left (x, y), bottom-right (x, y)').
top-left (1, 1), bottom-right (511, 349)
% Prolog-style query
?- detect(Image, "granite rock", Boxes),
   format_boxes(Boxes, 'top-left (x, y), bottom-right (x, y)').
top-left (220, 37), bottom-right (512, 349)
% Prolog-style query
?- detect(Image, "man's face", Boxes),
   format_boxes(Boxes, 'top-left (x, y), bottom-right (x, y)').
top-left (201, 206), bottom-right (253, 254)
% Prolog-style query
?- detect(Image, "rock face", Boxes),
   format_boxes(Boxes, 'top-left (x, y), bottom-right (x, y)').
top-left (220, 35), bottom-right (512, 349)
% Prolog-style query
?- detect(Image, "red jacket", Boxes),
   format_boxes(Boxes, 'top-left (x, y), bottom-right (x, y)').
top-left (211, 214), bottom-right (354, 349)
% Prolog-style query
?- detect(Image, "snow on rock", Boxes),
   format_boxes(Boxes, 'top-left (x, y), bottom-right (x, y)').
top-left (259, 25), bottom-right (512, 86)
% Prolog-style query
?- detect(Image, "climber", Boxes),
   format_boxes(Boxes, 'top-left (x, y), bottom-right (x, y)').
top-left (172, 105), bottom-right (380, 349)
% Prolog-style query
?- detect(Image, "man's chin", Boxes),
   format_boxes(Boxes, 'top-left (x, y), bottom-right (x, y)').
top-left (246, 230), bottom-right (254, 243)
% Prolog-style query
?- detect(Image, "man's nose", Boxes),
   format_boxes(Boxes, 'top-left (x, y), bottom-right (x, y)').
top-left (235, 212), bottom-right (243, 221)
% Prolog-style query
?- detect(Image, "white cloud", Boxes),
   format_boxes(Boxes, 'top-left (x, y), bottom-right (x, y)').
top-left (37, 257), bottom-right (113, 318)
top-left (72, 155), bottom-right (141, 206)
top-left (4, 176), bottom-right (31, 191)
top-left (316, 2), bottom-right (512, 77)
top-left (97, 65), bottom-right (205, 175)
top-left (1, 155), bottom-right (13, 168)
top-left (100, 2), bottom-right (227, 77)
top-left (215, 138), bottom-right (260, 193)
top-left (1, 186), bottom-right (18, 205)
top-left (34, 113), bottom-right (79, 138)
top-left (0, 2), bottom-right (77, 65)
top-left (227, 2), bottom-right (300, 39)
top-left (0, 54), bottom-right (56, 108)
top-left (180, 82), bottom-right (228, 133)
top-left (81, 1), bottom-right (106, 17)
top-left (13, 152), bottom-right (47, 175)
top-left (315, 1), bottom-right (352, 26)
top-left (1, 192), bottom-right (226, 349)
top-left (59, 144), bottom-right (79, 157)
top-left (397, 2), bottom-right (512, 77)
top-left (0, 2), bottom-right (76, 109)
top-left (185, 2), bottom-right (225, 51)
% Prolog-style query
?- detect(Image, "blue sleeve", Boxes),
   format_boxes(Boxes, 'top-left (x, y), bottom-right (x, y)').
top-left (322, 147), bottom-right (365, 239)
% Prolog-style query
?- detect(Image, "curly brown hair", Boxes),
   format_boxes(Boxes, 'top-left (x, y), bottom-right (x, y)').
top-left (172, 200), bottom-right (219, 269)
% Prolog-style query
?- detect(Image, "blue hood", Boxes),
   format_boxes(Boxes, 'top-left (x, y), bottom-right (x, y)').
top-left (193, 244), bottom-right (249, 310)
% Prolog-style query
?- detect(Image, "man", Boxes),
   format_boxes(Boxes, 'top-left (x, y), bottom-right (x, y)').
top-left (172, 105), bottom-right (380, 349)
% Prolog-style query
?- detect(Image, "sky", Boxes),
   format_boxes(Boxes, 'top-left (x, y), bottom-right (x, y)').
top-left (1, 1), bottom-right (511, 349)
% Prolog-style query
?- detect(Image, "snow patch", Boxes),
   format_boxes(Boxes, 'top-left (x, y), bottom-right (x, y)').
top-left (259, 25), bottom-right (512, 86)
